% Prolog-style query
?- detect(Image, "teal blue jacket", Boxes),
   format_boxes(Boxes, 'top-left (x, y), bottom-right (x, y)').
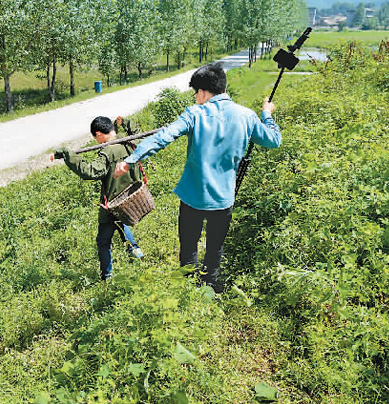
top-left (125, 93), bottom-right (281, 210)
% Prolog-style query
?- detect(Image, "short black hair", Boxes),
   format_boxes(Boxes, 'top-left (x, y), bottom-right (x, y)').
top-left (189, 62), bottom-right (226, 95)
top-left (90, 116), bottom-right (114, 137)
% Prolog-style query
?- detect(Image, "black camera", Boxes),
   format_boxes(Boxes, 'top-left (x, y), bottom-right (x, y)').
top-left (272, 27), bottom-right (312, 70)
top-left (273, 48), bottom-right (300, 70)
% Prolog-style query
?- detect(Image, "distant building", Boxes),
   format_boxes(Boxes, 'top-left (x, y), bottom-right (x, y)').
top-left (365, 8), bottom-right (374, 18)
top-left (346, 7), bottom-right (375, 27)
top-left (308, 7), bottom-right (317, 27)
top-left (319, 14), bottom-right (347, 28)
top-left (345, 9), bottom-right (355, 27)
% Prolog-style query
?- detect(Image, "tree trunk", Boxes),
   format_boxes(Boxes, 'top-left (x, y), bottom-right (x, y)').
top-left (69, 57), bottom-right (75, 96)
top-left (120, 65), bottom-right (124, 85)
top-left (46, 65), bottom-right (50, 89)
top-left (4, 74), bottom-right (12, 113)
top-left (182, 46), bottom-right (187, 67)
top-left (124, 66), bottom-right (128, 83)
top-left (0, 35), bottom-right (13, 113)
top-left (49, 56), bottom-right (56, 102)
top-left (266, 40), bottom-right (272, 54)
top-left (137, 62), bottom-right (143, 79)
top-left (166, 50), bottom-right (170, 71)
top-left (199, 41), bottom-right (202, 62)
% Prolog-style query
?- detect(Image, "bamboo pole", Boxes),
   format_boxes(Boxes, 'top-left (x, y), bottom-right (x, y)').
top-left (74, 128), bottom-right (161, 154)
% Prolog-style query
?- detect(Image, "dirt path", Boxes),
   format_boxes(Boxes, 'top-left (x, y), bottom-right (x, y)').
top-left (0, 50), bottom-right (267, 187)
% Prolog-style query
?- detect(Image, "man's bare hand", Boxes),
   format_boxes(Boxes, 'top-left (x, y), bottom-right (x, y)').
top-left (114, 161), bottom-right (129, 178)
top-left (262, 97), bottom-right (275, 114)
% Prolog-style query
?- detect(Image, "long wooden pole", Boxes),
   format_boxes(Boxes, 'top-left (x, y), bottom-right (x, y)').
top-left (74, 128), bottom-right (161, 154)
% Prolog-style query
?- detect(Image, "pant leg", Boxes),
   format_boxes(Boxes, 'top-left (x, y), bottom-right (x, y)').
top-left (178, 201), bottom-right (205, 267)
top-left (115, 222), bottom-right (140, 250)
top-left (201, 205), bottom-right (233, 291)
top-left (96, 222), bottom-right (116, 280)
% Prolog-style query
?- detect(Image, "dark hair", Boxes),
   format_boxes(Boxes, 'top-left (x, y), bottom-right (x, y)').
top-left (90, 116), bottom-right (114, 137)
top-left (189, 62), bottom-right (226, 95)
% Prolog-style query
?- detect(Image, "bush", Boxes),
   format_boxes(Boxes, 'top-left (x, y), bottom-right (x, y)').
top-left (224, 41), bottom-right (389, 403)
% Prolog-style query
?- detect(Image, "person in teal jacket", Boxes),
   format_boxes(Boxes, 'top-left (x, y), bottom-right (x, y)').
top-left (114, 62), bottom-right (282, 292)
top-left (53, 116), bottom-right (144, 280)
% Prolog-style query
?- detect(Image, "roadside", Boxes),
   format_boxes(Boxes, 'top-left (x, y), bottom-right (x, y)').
top-left (0, 50), bottom-right (257, 187)
top-left (0, 69), bottom-right (195, 187)
top-left (0, 48), bottom-right (313, 187)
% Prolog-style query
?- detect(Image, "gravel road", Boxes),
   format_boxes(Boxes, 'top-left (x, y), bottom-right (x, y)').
top-left (0, 50), bottom-right (259, 186)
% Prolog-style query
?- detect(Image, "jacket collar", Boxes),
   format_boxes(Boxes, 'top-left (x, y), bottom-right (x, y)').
top-left (208, 93), bottom-right (231, 103)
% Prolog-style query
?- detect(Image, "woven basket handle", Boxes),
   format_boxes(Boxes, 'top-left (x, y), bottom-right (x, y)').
top-left (116, 117), bottom-right (149, 186)
top-left (129, 141), bottom-right (148, 185)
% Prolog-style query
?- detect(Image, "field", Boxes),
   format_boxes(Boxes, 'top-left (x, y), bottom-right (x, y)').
top-left (1, 33), bottom-right (389, 403)
top-left (306, 29), bottom-right (389, 48)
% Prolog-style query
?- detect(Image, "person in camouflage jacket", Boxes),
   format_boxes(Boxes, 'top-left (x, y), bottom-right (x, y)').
top-left (54, 116), bottom-right (143, 280)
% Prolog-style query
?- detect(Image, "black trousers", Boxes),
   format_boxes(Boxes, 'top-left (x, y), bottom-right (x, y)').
top-left (178, 201), bottom-right (233, 289)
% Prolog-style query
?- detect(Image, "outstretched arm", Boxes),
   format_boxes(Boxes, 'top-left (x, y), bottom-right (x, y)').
top-left (114, 110), bottom-right (192, 178)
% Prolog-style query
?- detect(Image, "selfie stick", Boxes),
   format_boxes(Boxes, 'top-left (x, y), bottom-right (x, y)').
top-left (235, 27), bottom-right (312, 196)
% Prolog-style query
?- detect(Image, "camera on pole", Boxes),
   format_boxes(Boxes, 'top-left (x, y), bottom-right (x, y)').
top-left (269, 27), bottom-right (312, 102)
top-left (235, 27), bottom-right (312, 196)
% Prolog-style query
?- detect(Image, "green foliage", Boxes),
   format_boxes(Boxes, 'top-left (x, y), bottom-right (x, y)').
top-left (152, 87), bottom-right (193, 127)
top-left (4, 39), bottom-right (389, 404)
top-left (129, 87), bottom-right (193, 131)
top-left (225, 41), bottom-right (389, 403)
top-left (0, 91), bottom-right (278, 403)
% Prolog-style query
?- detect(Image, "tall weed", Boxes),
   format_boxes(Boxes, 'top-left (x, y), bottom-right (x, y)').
top-left (225, 41), bottom-right (389, 402)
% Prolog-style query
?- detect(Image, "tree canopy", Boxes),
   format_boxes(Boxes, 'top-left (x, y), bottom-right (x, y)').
top-left (1, 0), bottom-right (308, 111)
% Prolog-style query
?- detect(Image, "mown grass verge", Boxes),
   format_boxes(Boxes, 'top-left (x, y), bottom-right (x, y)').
top-left (0, 48), bottom-right (240, 123)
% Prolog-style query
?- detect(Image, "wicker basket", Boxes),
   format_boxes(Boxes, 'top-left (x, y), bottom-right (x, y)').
top-left (107, 181), bottom-right (155, 226)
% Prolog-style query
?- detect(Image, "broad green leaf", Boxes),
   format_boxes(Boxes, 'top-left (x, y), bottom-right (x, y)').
top-left (60, 361), bottom-right (74, 374)
top-left (97, 365), bottom-right (111, 378)
top-left (33, 392), bottom-right (50, 404)
top-left (174, 342), bottom-right (196, 364)
top-left (230, 285), bottom-right (252, 307)
top-left (199, 285), bottom-right (216, 300)
top-left (254, 382), bottom-right (278, 402)
top-left (128, 363), bottom-right (146, 377)
top-left (172, 390), bottom-right (189, 404)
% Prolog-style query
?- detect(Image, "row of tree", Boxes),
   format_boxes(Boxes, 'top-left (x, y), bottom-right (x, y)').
top-left (0, 0), bottom-right (308, 113)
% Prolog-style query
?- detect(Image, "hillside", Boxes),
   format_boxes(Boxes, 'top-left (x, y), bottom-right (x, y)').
top-left (306, 0), bottom-right (386, 9)
top-left (1, 37), bottom-right (389, 403)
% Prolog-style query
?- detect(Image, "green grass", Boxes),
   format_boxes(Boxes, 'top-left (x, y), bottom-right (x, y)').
top-left (0, 137), bottom-right (288, 403)
top-left (1, 39), bottom-right (389, 403)
top-left (227, 56), bottom-right (312, 108)
top-left (0, 48), bottom-right (241, 123)
top-left (307, 29), bottom-right (389, 49)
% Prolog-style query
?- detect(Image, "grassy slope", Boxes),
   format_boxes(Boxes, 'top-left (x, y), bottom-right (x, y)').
top-left (1, 32), bottom-right (389, 404)
top-left (0, 140), bottom-right (290, 404)
top-left (0, 56), bottom-right (312, 403)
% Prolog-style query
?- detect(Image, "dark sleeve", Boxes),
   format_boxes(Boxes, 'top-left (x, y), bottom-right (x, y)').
top-left (63, 149), bottom-right (109, 180)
